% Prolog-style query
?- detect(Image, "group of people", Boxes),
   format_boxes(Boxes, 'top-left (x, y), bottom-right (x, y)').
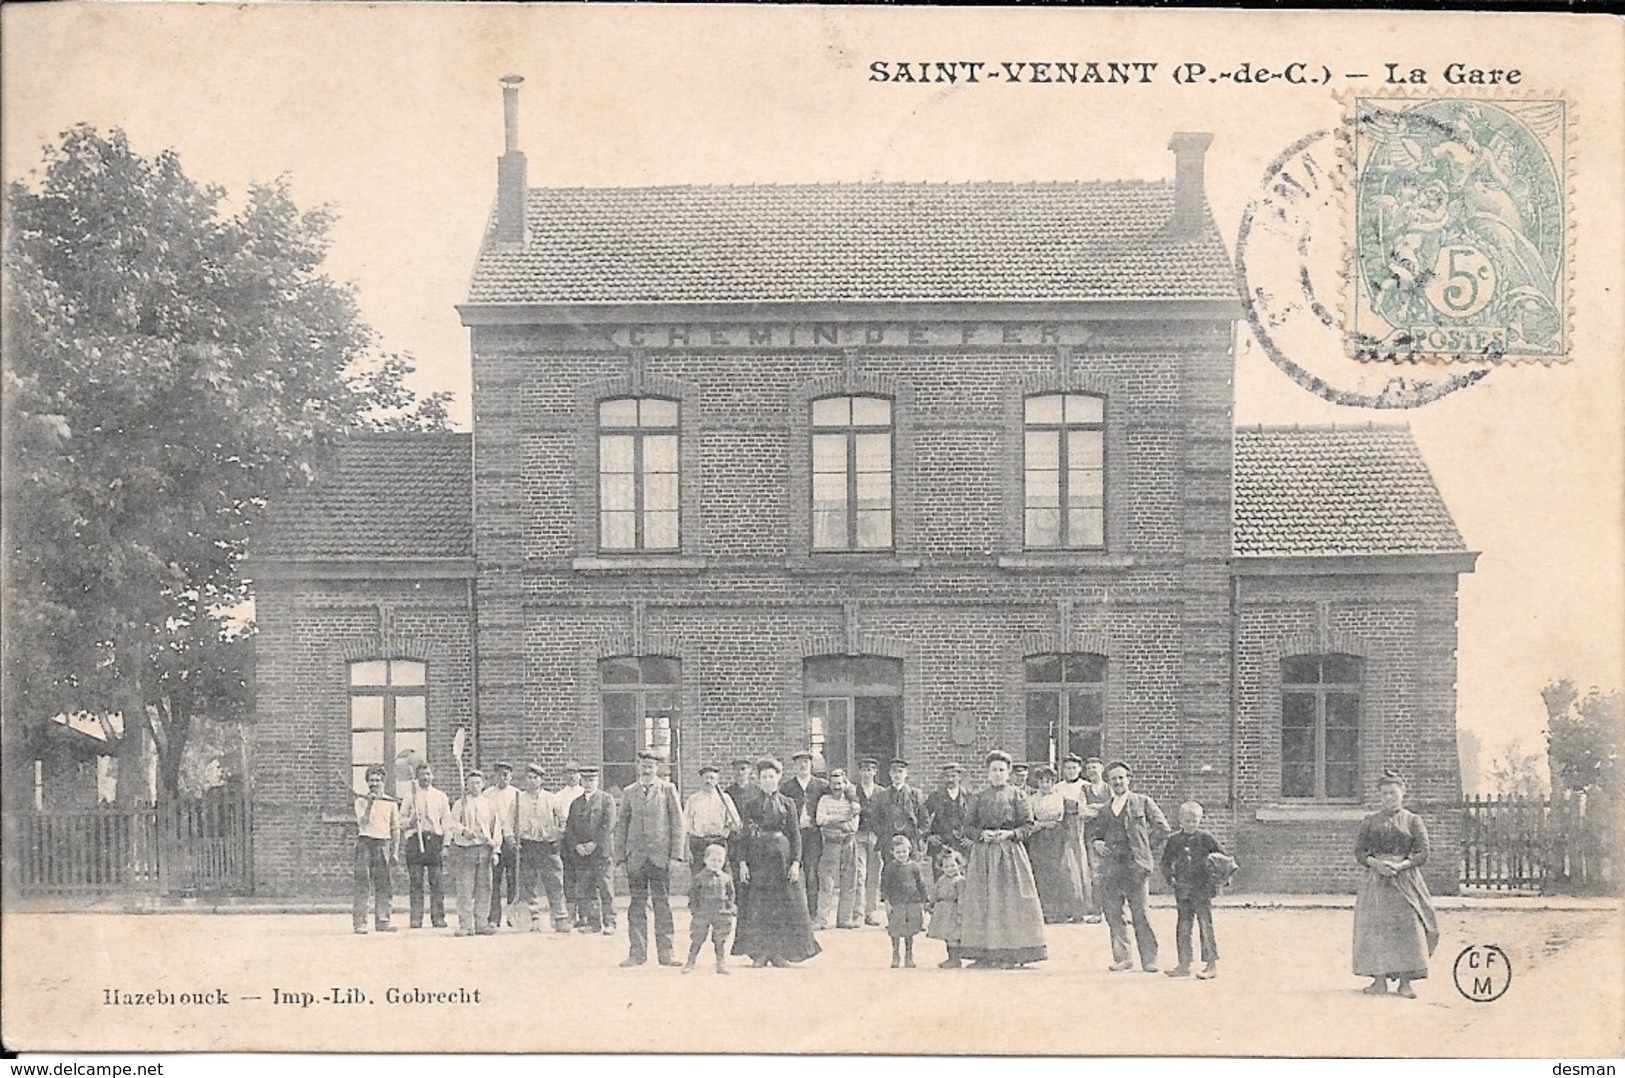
top-left (352, 749), bottom-right (1441, 991)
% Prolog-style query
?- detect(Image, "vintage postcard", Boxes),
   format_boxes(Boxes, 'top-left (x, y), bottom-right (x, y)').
top-left (1, 3), bottom-right (1621, 1061)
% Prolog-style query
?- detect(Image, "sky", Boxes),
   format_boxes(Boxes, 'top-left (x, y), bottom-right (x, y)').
top-left (4, 4), bottom-right (1621, 783)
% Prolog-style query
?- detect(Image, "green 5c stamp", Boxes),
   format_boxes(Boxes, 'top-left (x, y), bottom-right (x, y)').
top-left (1349, 97), bottom-right (1568, 364)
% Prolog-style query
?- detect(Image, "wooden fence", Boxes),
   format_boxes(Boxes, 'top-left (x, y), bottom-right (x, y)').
top-left (1460, 792), bottom-right (1616, 894)
top-left (7, 785), bottom-right (252, 898)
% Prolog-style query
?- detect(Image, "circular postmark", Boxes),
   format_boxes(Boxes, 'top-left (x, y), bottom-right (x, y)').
top-left (1235, 129), bottom-right (1493, 409)
top-left (1452, 943), bottom-right (1513, 1002)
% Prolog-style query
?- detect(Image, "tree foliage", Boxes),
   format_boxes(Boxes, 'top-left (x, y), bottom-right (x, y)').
top-left (1487, 736), bottom-right (1547, 798)
top-left (2, 125), bottom-right (450, 801)
top-left (1543, 678), bottom-right (1621, 800)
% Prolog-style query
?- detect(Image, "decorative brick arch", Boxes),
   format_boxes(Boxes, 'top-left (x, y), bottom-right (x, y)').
top-left (572, 621), bottom-right (703, 786)
top-left (778, 628), bottom-right (923, 761)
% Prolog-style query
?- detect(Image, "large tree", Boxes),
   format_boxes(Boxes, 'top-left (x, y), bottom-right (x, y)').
top-left (3, 125), bottom-right (450, 804)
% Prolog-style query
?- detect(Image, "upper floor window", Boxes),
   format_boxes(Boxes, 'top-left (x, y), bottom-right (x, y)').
top-left (812, 395), bottom-right (893, 551)
top-left (1281, 654), bottom-right (1362, 800)
top-left (1024, 653), bottom-right (1106, 767)
top-left (600, 656), bottom-right (681, 792)
top-left (599, 398), bottom-right (679, 552)
top-left (1024, 393), bottom-right (1104, 550)
top-left (349, 659), bottom-right (427, 797)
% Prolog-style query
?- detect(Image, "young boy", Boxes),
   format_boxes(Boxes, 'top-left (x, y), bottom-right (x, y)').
top-left (1159, 800), bottom-right (1226, 979)
top-left (880, 834), bottom-right (929, 968)
top-left (684, 843), bottom-right (737, 975)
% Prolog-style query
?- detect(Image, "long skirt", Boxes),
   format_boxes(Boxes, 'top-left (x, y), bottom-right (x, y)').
top-left (959, 838), bottom-right (1047, 964)
top-left (1352, 868), bottom-right (1439, 979)
top-left (732, 831), bottom-right (821, 963)
top-left (1028, 825), bottom-right (1088, 923)
top-left (1063, 813), bottom-right (1096, 913)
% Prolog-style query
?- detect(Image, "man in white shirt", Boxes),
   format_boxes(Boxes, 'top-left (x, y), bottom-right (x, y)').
top-left (448, 769), bottom-right (505, 937)
top-left (515, 762), bottom-right (571, 933)
top-left (684, 764), bottom-right (742, 867)
top-left (401, 762), bottom-right (451, 929)
top-left (483, 761), bottom-right (521, 929)
top-left (353, 764), bottom-right (401, 935)
top-left (813, 769), bottom-right (862, 930)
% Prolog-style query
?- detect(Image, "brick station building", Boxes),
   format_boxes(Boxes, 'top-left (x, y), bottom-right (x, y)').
top-left (249, 82), bottom-right (1475, 897)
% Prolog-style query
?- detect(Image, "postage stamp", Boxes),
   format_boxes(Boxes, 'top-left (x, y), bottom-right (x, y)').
top-left (1347, 96), bottom-right (1570, 364)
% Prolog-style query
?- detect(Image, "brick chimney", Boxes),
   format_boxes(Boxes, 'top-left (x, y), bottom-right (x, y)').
top-left (494, 75), bottom-right (527, 246)
top-left (1165, 131), bottom-right (1214, 240)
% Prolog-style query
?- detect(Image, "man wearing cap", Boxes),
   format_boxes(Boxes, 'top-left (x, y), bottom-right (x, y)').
top-left (515, 763), bottom-right (571, 933)
top-left (723, 758), bottom-right (759, 817)
top-left (924, 761), bottom-right (971, 863)
top-left (555, 761), bottom-right (586, 928)
top-left (872, 758), bottom-right (927, 874)
top-left (615, 749), bottom-right (686, 967)
top-left (852, 757), bottom-right (884, 925)
top-left (353, 764), bottom-right (401, 934)
top-left (1012, 762), bottom-right (1033, 793)
top-left (1086, 760), bottom-right (1171, 972)
top-left (684, 765), bottom-right (742, 868)
top-left (401, 761), bottom-right (451, 929)
top-left (483, 762), bottom-right (521, 930)
top-left (782, 750), bottom-right (830, 917)
top-left (564, 765), bottom-right (617, 934)
top-left (447, 769), bottom-right (505, 937)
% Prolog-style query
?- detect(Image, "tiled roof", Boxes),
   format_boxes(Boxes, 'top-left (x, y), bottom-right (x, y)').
top-left (253, 433), bottom-right (472, 561)
top-left (255, 426), bottom-right (1464, 563)
top-left (466, 182), bottom-right (1234, 305)
top-left (1234, 425), bottom-right (1466, 557)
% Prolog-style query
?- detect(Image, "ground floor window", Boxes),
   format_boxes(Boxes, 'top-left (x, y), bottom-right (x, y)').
top-left (1281, 654), bottom-right (1362, 800)
top-left (349, 659), bottom-right (427, 796)
top-left (600, 656), bottom-right (681, 791)
top-left (1024, 653), bottom-right (1105, 767)
top-left (805, 655), bottom-right (903, 774)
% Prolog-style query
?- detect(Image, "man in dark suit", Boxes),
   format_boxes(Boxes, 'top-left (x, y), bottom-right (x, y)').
top-left (615, 749), bottom-right (686, 967)
top-left (923, 761), bottom-right (970, 861)
top-left (852, 756), bottom-right (884, 925)
top-left (564, 765), bottom-right (618, 935)
top-left (781, 750), bottom-right (830, 916)
top-left (871, 758), bottom-right (926, 871)
top-left (1086, 760), bottom-right (1172, 973)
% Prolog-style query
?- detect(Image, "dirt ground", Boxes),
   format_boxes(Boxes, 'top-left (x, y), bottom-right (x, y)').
top-left (3, 903), bottom-right (1621, 1056)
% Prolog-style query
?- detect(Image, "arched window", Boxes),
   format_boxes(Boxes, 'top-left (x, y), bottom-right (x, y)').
top-left (600, 656), bottom-right (681, 791)
top-left (1281, 654), bottom-right (1363, 800)
top-left (1024, 393), bottom-right (1104, 549)
top-left (804, 656), bottom-right (903, 773)
top-left (598, 397), bottom-right (679, 552)
top-left (811, 395), bottom-right (893, 551)
top-left (348, 659), bottom-right (427, 796)
top-left (1024, 653), bottom-right (1107, 766)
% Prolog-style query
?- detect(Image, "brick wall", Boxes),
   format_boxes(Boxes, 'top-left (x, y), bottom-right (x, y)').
top-left (252, 576), bottom-right (472, 897)
top-left (1231, 571), bottom-right (1464, 894)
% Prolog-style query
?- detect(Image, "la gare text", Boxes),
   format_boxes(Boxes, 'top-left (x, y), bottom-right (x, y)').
top-left (868, 60), bottom-right (1521, 87)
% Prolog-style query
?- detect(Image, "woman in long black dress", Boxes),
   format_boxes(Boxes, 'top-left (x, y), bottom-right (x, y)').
top-left (959, 750), bottom-right (1047, 968)
top-left (733, 757), bottom-right (821, 967)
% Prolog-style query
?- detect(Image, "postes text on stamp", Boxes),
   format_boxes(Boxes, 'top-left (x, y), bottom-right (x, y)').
top-left (1349, 96), bottom-right (1569, 364)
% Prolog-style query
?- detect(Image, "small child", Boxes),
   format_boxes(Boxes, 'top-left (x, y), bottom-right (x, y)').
top-left (881, 835), bottom-right (930, 968)
top-left (926, 848), bottom-right (965, 968)
top-left (684, 843), bottom-right (737, 974)
top-left (1158, 800), bottom-right (1226, 979)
